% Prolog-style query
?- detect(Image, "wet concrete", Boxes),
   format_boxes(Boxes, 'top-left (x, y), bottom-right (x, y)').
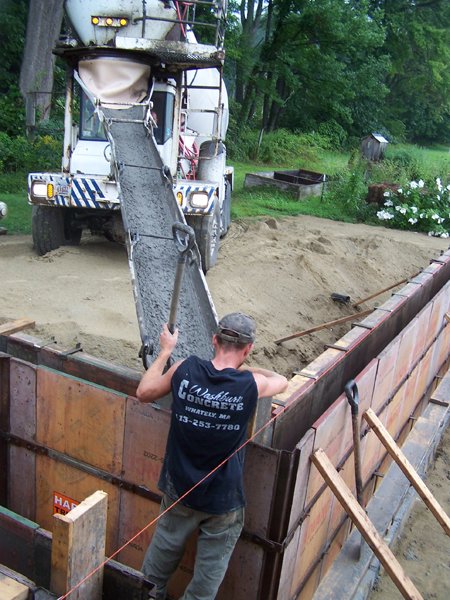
top-left (103, 106), bottom-right (217, 362)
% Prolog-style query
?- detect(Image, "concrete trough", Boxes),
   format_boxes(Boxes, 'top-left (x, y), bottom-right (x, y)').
top-left (244, 169), bottom-right (326, 199)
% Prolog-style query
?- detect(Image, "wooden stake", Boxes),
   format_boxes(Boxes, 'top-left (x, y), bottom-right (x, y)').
top-left (312, 448), bottom-right (423, 600)
top-left (274, 309), bottom-right (372, 345)
top-left (0, 318), bottom-right (35, 336)
top-left (51, 490), bottom-right (108, 600)
top-left (364, 408), bottom-right (450, 536)
top-left (352, 271), bottom-right (420, 308)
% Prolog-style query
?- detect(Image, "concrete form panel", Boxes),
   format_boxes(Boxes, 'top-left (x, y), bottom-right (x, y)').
top-left (354, 360), bottom-right (378, 429)
top-left (288, 429), bottom-right (315, 530)
top-left (8, 445), bottom-right (36, 520)
top-left (427, 283), bottom-right (449, 344)
top-left (384, 385), bottom-right (406, 440)
top-left (300, 348), bottom-right (345, 381)
top-left (411, 301), bottom-right (433, 359)
top-left (9, 359), bottom-right (36, 442)
top-left (298, 561), bottom-right (321, 600)
top-left (0, 506), bottom-right (39, 581)
top-left (357, 307), bottom-right (391, 330)
top-left (35, 454), bottom-right (120, 556)
top-left (433, 323), bottom-right (450, 374)
top-left (360, 428), bottom-right (384, 486)
top-left (401, 365), bottom-right (420, 420)
top-left (332, 326), bottom-right (370, 352)
top-left (291, 487), bottom-right (334, 595)
top-left (36, 367), bottom-right (126, 476)
top-left (220, 538), bottom-right (266, 600)
top-left (277, 526), bottom-right (301, 600)
top-left (306, 397), bottom-right (351, 506)
top-left (243, 444), bottom-right (280, 536)
top-left (414, 345), bottom-right (435, 402)
top-left (370, 336), bottom-right (401, 414)
top-left (115, 489), bottom-right (163, 571)
top-left (409, 271), bottom-right (434, 287)
top-left (319, 519), bottom-right (351, 583)
top-left (122, 397), bottom-right (170, 494)
top-left (392, 318), bottom-right (418, 386)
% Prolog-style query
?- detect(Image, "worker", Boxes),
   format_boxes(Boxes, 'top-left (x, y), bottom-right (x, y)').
top-left (136, 312), bottom-right (288, 600)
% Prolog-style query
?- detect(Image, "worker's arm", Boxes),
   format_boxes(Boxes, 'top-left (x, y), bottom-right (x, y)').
top-left (136, 324), bottom-right (182, 403)
top-left (244, 366), bottom-right (288, 399)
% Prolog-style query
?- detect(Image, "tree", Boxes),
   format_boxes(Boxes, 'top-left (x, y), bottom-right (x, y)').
top-left (369, 0), bottom-right (450, 142)
top-left (19, 0), bottom-right (65, 124)
top-left (0, 0), bottom-right (28, 135)
top-left (229, 0), bottom-right (390, 138)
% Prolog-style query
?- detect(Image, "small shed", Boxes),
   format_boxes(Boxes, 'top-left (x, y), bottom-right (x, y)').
top-left (360, 132), bottom-right (389, 161)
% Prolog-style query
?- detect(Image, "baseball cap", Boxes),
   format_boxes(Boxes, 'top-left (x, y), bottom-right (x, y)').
top-left (217, 312), bottom-right (256, 344)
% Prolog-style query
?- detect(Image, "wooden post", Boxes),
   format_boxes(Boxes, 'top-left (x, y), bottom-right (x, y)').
top-left (50, 490), bottom-right (108, 599)
top-left (364, 407), bottom-right (450, 536)
top-left (312, 448), bottom-right (423, 600)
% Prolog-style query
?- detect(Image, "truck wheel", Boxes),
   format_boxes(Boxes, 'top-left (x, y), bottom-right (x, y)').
top-left (192, 202), bottom-right (221, 273)
top-left (32, 205), bottom-right (65, 255)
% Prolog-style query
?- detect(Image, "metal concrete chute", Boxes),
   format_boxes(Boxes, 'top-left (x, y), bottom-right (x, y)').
top-left (102, 100), bottom-right (218, 364)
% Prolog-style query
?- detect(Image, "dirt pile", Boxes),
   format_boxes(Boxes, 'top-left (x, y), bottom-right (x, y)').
top-left (0, 215), bottom-right (447, 378)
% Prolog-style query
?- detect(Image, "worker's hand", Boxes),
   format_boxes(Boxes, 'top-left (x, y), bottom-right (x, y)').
top-left (160, 323), bottom-right (178, 354)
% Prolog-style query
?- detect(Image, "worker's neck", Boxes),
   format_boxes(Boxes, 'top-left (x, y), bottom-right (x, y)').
top-left (211, 350), bottom-right (245, 371)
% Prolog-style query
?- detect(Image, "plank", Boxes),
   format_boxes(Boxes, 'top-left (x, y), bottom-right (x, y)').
top-left (0, 319), bottom-right (35, 336)
top-left (50, 490), bottom-right (108, 600)
top-left (0, 574), bottom-right (29, 600)
top-left (364, 407), bottom-right (450, 536)
top-left (311, 448), bottom-right (423, 600)
top-left (274, 309), bottom-right (373, 344)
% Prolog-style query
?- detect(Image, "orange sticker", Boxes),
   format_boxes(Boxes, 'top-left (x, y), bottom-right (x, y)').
top-left (53, 491), bottom-right (79, 516)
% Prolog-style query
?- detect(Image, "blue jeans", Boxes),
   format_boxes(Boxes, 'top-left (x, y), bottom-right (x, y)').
top-left (142, 494), bottom-right (244, 600)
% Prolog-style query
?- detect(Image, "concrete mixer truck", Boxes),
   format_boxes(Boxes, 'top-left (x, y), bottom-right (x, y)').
top-left (27, 0), bottom-right (235, 364)
top-left (28, 0), bottom-right (233, 273)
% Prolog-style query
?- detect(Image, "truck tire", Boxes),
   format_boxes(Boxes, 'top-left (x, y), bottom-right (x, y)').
top-left (32, 205), bottom-right (66, 255)
top-left (191, 201), bottom-right (221, 273)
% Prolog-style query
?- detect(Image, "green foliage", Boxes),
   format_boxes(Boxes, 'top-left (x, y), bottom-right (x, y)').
top-left (0, 86), bottom-right (26, 136)
top-left (324, 161), bottom-right (369, 219)
top-left (0, 132), bottom-right (61, 174)
top-left (227, 128), bottom-right (332, 165)
top-left (376, 179), bottom-right (450, 237)
top-left (0, 172), bottom-right (27, 194)
top-left (0, 0), bottom-right (28, 93)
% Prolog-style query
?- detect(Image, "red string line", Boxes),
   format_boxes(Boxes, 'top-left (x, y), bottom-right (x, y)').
top-left (57, 397), bottom-right (290, 599)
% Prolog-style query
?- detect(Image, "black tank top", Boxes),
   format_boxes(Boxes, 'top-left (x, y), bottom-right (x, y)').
top-left (158, 355), bottom-right (258, 513)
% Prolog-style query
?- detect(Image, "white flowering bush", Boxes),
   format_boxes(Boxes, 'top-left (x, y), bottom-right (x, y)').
top-left (377, 178), bottom-right (450, 238)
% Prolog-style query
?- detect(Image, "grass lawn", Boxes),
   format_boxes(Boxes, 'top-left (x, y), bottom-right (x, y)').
top-left (0, 192), bottom-right (31, 234)
top-left (0, 142), bottom-right (447, 234)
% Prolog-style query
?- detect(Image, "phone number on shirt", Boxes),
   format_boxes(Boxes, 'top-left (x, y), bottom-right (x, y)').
top-left (176, 414), bottom-right (240, 431)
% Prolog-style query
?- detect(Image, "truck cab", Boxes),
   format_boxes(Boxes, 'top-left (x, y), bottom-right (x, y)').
top-left (28, 0), bottom-right (233, 272)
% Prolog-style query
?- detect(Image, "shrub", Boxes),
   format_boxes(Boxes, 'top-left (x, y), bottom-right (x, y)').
top-left (0, 132), bottom-right (61, 173)
top-left (376, 178), bottom-right (450, 238)
top-left (317, 120), bottom-right (348, 149)
top-left (324, 160), bottom-right (368, 218)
